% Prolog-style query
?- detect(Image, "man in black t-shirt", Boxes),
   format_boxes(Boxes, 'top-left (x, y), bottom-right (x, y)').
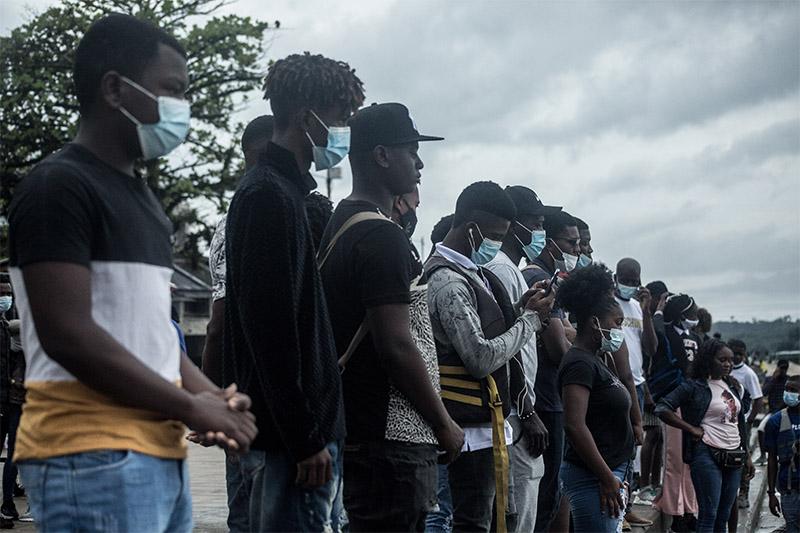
top-left (318, 103), bottom-right (463, 531)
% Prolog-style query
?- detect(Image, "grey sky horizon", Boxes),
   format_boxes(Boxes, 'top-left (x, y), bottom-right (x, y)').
top-left (3, 0), bottom-right (799, 321)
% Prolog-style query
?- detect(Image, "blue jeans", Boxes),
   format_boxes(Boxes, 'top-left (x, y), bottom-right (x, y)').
top-left (18, 450), bottom-right (191, 532)
top-left (561, 460), bottom-right (630, 533)
top-left (690, 442), bottom-right (742, 532)
top-left (783, 491), bottom-right (800, 533)
top-left (250, 440), bottom-right (346, 532)
top-left (226, 450), bottom-right (264, 533)
top-left (425, 463), bottom-right (453, 532)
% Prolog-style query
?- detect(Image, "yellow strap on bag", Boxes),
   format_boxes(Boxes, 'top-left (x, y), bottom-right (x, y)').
top-left (438, 364), bottom-right (510, 532)
top-left (486, 375), bottom-right (509, 533)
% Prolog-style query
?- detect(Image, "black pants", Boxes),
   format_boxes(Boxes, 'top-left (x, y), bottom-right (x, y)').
top-left (344, 440), bottom-right (438, 532)
top-left (0, 403), bottom-right (21, 504)
top-left (534, 410), bottom-right (564, 532)
top-left (448, 446), bottom-right (518, 533)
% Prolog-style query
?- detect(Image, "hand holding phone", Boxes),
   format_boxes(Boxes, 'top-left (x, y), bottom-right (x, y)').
top-left (543, 270), bottom-right (560, 296)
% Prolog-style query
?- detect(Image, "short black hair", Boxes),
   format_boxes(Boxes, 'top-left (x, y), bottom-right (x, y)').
top-left (646, 281), bottom-right (669, 299)
top-left (241, 115), bottom-right (274, 152)
top-left (692, 338), bottom-right (728, 380)
top-left (74, 14), bottom-right (186, 114)
top-left (431, 214), bottom-right (454, 245)
top-left (543, 210), bottom-right (577, 239)
top-left (664, 293), bottom-right (695, 325)
top-left (557, 263), bottom-right (619, 329)
top-left (697, 308), bottom-right (712, 332)
top-left (304, 192), bottom-right (334, 250)
top-left (263, 52), bottom-right (365, 128)
top-left (574, 217), bottom-right (589, 231)
top-left (778, 359), bottom-right (790, 369)
top-left (728, 339), bottom-right (747, 352)
top-left (452, 181), bottom-right (516, 227)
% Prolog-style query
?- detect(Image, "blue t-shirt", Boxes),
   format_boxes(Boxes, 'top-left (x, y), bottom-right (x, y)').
top-left (764, 410), bottom-right (800, 491)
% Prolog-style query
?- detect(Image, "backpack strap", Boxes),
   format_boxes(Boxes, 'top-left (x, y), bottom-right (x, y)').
top-left (317, 210), bottom-right (393, 370)
top-left (317, 210), bottom-right (390, 269)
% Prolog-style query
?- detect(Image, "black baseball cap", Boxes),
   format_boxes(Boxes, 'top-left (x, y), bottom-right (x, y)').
top-left (348, 103), bottom-right (444, 153)
top-left (504, 185), bottom-right (562, 218)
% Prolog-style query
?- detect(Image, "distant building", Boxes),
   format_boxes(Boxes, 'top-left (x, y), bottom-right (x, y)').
top-left (171, 260), bottom-right (213, 365)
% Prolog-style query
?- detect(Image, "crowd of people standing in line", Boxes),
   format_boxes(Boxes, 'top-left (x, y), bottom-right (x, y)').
top-left (1, 12), bottom-right (798, 533)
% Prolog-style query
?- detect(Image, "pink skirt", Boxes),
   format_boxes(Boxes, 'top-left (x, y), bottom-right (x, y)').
top-left (653, 409), bottom-right (698, 516)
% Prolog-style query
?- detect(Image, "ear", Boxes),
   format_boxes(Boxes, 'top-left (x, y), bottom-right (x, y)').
top-left (296, 108), bottom-right (315, 133)
top-left (373, 145), bottom-right (390, 168)
top-left (100, 71), bottom-right (124, 109)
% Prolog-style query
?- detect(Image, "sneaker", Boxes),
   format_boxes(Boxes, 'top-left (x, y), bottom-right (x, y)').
top-left (625, 510), bottom-right (654, 527)
top-left (16, 506), bottom-right (32, 523)
top-left (0, 502), bottom-right (17, 521)
top-left (756, 454), bottom-right (768, 466)
top-left (640, 486), bottom-right (660, 502)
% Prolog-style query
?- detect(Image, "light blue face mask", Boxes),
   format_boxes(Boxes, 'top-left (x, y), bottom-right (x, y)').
top-left (784, 391), bottom-right (800, 407)
top-left (119, 76), bottom-right (191, 160)
top-left (0, 296), bottom-right (12, 314)
top-left (617, 282), bottom-right (638, 300)
top-left (514, 222), bottom-right (546, 262)
top-left (595, 317), bottom-right (625, 353)
top-left (306, 110), bottom-right (350, 171)
top-left (577, 254), bottom-right (593, 269)
top-left (469, 226), bottom-right (502, 266)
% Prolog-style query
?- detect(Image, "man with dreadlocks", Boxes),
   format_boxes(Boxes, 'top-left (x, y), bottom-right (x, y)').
top-left (224, 52), bottom-right (365, 532)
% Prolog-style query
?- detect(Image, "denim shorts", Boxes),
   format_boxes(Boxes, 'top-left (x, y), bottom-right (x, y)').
top-left (19, 450), bottom-right (191, 533)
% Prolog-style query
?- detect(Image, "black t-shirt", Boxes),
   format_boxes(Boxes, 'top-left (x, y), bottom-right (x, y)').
top-left (318, 199), bottom-right (414, 443)
top-left (559, 347), bottom-right (635, 470)
top-left (523, 258), bottom-right (565, 413)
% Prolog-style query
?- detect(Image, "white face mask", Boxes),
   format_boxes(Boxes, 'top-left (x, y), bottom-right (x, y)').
top-left (119, 76), bottom-right (191, 160)
top-left (550, 239), bottom-right (578, 272)
top-left (682, 318), bottom-right (700, 330)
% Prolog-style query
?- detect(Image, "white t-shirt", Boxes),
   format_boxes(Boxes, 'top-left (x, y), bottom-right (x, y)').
top-left (486, 250), bottom-right (538, 408)
top-left (702, 379), bottom-right (742, 450)
top-left (731, 363), bottom-right (763, 417)
top-left (615, 295), bottom-right (646, 386)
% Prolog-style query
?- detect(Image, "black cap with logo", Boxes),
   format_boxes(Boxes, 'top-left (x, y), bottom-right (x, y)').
top-left (348, 103), bottom-right (444, 153)
top-left (504, 185), bottom-right (562, 217)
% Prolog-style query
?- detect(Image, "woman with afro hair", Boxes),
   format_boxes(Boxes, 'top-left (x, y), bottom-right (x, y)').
top-left (557, 264), bottom-right (636, 532)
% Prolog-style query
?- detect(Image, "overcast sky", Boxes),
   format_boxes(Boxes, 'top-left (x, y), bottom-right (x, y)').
top-left (3, 0), bottom-right (799, 321)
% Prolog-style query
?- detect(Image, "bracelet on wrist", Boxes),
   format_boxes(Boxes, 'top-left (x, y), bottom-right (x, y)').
top-left (519, 411), bottom-right (536, 421)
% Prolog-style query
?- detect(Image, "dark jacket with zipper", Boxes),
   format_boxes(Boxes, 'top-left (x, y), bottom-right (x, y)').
top-left (655, 377), bottom-right (751, 464)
